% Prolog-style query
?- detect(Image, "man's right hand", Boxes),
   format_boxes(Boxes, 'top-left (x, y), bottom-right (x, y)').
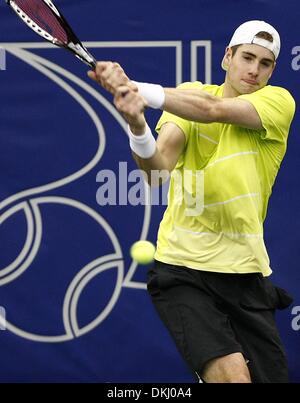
top-left (114, 85), bottom-right (148, 135)
top-left (88, 61), bottom-right (137, 95)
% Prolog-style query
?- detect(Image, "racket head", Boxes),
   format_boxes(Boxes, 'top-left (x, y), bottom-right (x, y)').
top-left (6, 0), bottom-right (96, 68)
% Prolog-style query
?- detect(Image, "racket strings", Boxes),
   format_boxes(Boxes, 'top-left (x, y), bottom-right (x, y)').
top-left (14, 0), bottom-right (68, 43)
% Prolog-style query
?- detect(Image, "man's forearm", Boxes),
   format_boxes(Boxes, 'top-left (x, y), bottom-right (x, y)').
top-left (163, 88), bottom-right (221, 123)
top-left (131, 147), bottom-right (171, 187)
top-left (134, 81), bottom-right (222, 123)
top-left (128, 123), bottom-right (171, 187)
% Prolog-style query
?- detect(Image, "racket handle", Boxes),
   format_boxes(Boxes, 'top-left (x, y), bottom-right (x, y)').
top-left (89, 58), bottom-right (97, 70)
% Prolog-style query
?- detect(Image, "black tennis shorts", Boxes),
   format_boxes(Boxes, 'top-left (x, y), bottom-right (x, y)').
top-left (147, 260), bottom-right (294, 383)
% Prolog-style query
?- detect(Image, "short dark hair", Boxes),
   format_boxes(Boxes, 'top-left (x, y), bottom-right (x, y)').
top-left (231, 31), bottom-right (274, 56)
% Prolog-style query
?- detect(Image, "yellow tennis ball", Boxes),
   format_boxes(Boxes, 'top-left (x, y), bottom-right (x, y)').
top-left (130, 240), bottom-right (156, 265)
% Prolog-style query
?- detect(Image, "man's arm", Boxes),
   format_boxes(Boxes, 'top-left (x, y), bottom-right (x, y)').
top-left (163, 88), bottom-right (263, 130)
top-left (113, 86), bottom-right (185, 186)
top-left (88, 62), bottom-right (263, 131)
top-left (133, 122), bottom-right (185, 186)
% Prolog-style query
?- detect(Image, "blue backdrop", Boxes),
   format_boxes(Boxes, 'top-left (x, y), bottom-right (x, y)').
top-left (0, 0), bottom-right (299, 383)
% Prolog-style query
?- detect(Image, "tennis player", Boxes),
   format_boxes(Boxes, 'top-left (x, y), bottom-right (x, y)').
top-left (89, 21), bottom-right (296, 383)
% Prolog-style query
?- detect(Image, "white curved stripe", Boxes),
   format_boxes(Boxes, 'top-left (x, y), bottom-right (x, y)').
top-left (0, 47), bottom-right (105, 211)
top-left (124, 282), bottom-right (147, 290)
top-left (1, 40), bottom-right (183, 86)
top-left (198, 133), bottom-right (219, 145)
top-left (68, 259), bottom-right (124, 337)
top-left (0, 202), bottom-right (42, 285)
top-left (0, 202), bottom-right (33, 275)
top-left (63, 254), bottom-right (122, 335)
top-left (4, 197), bottom-right (123, 342)
top-left (173, 226), bottom-right (212, 235)
top-left (221, 232), bottom-right (263, 238)
top-left (23, 49), bottom-right (152, 289)
top-left (4, 321), bottom-right (74, 343)
top-left (2, 45), bottom-right (152, 289)
top-left (173, 225), bottom-right (263, 238)
top-left (205, 193), bottom-right (259, 208)
top-left (205, 151), bottom-right (258, 169)
top-left (31, 196), bottom-right (123, 255)
top-left (7, 47), bottom-right (128, 131)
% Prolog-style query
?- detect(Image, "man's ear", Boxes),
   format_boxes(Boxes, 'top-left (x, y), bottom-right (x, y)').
top-left (222, 47), bottom-right (232, 71)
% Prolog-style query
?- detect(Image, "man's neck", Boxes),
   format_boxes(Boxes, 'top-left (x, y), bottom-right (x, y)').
top-left (222, 80), bottom-right (240, 98)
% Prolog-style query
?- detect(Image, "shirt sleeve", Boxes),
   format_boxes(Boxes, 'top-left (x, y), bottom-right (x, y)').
top-left (238, 86), bottom-right (296, 143)
top-left (155, 81), bottom-right (203, 145)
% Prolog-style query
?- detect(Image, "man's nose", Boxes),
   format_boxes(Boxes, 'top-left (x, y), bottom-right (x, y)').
top-left (248, 62), bottom-right (259, 76)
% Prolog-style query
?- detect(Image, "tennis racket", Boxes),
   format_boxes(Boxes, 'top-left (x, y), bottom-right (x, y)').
top-left (6, 0), bottom-right (97, 69)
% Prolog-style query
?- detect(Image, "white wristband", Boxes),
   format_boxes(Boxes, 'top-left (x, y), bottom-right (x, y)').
top-left (128, 124), bottom-right (156, 159)
top-left (132, 81), bottom-right (165, 109)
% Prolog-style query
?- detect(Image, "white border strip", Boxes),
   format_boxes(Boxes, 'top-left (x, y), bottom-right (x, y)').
top-left (191, 40), bottom-right (212, 84)
top-left (1, 41), bottom-right (183, 86)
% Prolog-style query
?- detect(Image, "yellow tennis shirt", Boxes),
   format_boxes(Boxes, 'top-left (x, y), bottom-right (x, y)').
top-left (154, 82), bottom-right (295, 276)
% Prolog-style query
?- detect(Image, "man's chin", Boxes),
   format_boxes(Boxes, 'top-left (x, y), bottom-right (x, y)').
top-left (238, 86), bottom-right (259, 95)
top-left (239, 81), bottom-right (264, 95)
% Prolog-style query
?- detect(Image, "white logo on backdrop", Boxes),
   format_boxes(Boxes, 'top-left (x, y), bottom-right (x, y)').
top-left (0, 41), bottom-right (211, 342)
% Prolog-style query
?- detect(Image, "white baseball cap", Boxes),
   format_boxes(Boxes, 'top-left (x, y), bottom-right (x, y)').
top-left (222, 20), bottom-right (281, 70)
